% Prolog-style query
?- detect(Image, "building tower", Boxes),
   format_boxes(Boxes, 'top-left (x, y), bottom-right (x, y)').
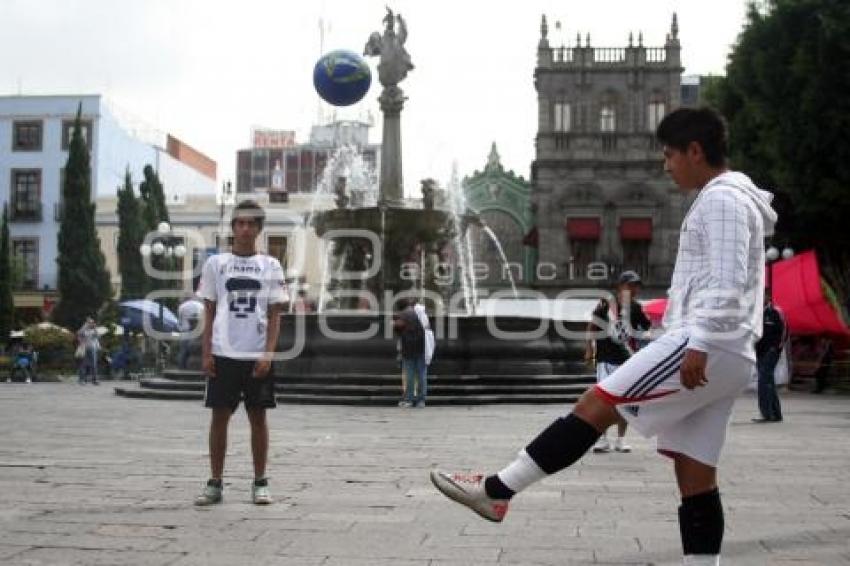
top-left (531, 14), bottom-right (686, 292)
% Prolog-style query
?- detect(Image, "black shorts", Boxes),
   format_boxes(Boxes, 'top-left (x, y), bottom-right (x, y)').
top-left (204, 356), bottom-right (277, 411)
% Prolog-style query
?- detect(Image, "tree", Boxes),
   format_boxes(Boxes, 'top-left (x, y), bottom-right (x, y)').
top-left (116, 168), bottom-right (147, 300)
top-left (707, 0), bottom-right (850, 300)
top-left (52, 104), bottom-right (113, 329)
top-left (0, 204), bottom-right (14, 344)
top-left (139, 164), bottom-right (169, 233)
top-left (138, 164), bottom-right (174, 304)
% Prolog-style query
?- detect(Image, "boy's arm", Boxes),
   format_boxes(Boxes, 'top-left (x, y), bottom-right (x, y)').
top-left (253, 303), bottom-right (283, 378)
top-left (201, 300), bottom-right (216, 377)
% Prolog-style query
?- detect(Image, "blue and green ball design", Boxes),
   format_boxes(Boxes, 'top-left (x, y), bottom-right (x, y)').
top-left (313, 49), bottom-right (372, 106)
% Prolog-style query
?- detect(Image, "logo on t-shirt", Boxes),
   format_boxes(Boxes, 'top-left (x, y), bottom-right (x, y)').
top-left (225, 277), bottom-right (262, 319)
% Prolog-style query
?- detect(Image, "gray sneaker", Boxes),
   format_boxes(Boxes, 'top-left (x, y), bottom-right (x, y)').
top-left (252, 480), bottom-right (273, 505)
top-left (194, 481), bottom-right (223, 506)
top-left (430, 470), bottom-right (509, 522)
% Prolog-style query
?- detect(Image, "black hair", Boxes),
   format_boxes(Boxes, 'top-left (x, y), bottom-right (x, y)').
top-left (230, 200), bottom-right (265, 230)
top-left (655, 107), bottom-right (728, 167)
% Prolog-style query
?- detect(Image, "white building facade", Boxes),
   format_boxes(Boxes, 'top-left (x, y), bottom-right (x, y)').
top-left (0, 94), bottom-right (216, 319)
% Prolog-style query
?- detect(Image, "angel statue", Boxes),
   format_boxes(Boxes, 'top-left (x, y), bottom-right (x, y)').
top-left (363, 7), bottom-right (414, 88)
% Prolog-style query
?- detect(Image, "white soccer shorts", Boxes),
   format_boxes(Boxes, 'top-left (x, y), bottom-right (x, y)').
top-left (596, 361), bottom-right (620, 383)
top-left (594, 330), bottom-right (753, 467)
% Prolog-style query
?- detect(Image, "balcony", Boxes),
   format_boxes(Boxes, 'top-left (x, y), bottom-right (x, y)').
top-left (269, 190), bottom-right (289, 204)
top-left (10, 204), bottom-right (43, 222)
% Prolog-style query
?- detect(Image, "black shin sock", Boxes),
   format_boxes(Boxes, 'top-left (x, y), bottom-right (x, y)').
top-left (679, 488), bottom-right (724, 555)
top-left (484, 413), bottom-right (601, 500)
top-left (523, 413), bottom-right (601, 474)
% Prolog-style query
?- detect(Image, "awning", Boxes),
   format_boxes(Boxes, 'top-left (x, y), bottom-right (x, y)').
top-left (620, 218), bottom-right (653, 240)
top-left (566, 217), bottom-right (601, 240)
top-left (771, 250), bottom-right (850, 341)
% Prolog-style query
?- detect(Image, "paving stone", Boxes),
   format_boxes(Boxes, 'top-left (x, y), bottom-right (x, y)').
top-left (0, 384), bottom-right (847, 564)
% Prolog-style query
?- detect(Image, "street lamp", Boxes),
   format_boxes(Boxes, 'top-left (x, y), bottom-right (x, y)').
top-left (766, 245), bottom-right (794, 302)
top-left (139, 222), bottom-right (186, 372)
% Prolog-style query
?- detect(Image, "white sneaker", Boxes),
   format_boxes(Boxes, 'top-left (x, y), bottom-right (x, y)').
top-left (593, 436), bottom-right (611, 453)
top-left (194, 481), bottom-right (223, 506)
top-left (252, 480), bottom-right (273, 505)
top-left (683, 554), bottom-right (720, 565)
top-left (613, 437), bottom-right (631, 453)
top-left (430, 470), bottom-right (509, 523)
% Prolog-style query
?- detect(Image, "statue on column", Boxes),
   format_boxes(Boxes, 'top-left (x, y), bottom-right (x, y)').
top-left (364, 7), bottom-right (414, 89)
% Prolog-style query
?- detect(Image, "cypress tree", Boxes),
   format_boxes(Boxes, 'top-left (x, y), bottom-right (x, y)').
top-left (52, 103), bottom-right (113, 329)
top-left (139, 164), bottom-right (169, 233)
top-left (0, 204), bottom-right (14, 345)
top-left (116, 168), bottom-right (147, 300)
top-left (138, 164), bottom-right (173, 303)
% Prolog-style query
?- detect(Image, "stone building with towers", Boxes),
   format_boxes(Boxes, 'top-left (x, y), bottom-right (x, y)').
top-left (529, 14), bottom-right (689, 295)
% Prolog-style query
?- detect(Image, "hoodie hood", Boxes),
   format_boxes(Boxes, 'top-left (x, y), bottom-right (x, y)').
top-left (704, 171), bottom-right (778, 236)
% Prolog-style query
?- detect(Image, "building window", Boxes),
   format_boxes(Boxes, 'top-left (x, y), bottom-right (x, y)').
top-left (285, 152), bottom-right (299, 192)
top-left (648, 101), bottom-right (666, 131)
top-left (622, 240), bottom-right (650, 279)
top-left (61, 119), bottom-right (93, 150)
top-left (10, 170), bottom-right (42, 221)
top-left (570, 239), bottom-right (597, 278)
top-left (236, 150), bottom-right (252, 193)
top-left (266, 235), bottom-right (288, 270)
top-left (599, 106), bottom-right (616, 132)
top-left (299, 151), bottom-right (315, 192)
top-left (12, 238), bottom-right (39, 290)
top-left (553, 102), bottom-right (571, 132)
top-left (215, 233), bottom-right (233, 252)
top-left (251, 149), bottom-right (269, 190)
top-left (13, 121), bottom-right (43, 151)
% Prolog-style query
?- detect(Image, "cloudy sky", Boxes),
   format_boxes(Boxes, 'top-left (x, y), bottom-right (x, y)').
top-left (2, 0), bottom-right (748, 196)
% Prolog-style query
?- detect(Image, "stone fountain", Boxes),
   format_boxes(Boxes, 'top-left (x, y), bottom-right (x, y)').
top-left (115, 9), bottom-right (591, 406)
top-left (273, 8), bottom-right (590, 403)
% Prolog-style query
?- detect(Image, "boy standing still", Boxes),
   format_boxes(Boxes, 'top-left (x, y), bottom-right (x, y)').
top-left (431, 108), bottom-right (778, 565)
top-left (194, 200), bottom-right (288, 506)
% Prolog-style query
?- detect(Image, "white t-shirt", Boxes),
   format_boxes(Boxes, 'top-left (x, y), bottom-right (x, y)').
top-left (197, 253), bottom-right (289, 360)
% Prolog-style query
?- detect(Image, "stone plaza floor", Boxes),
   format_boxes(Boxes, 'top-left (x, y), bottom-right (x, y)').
top-left (0, 383), bottom-right (848, 565)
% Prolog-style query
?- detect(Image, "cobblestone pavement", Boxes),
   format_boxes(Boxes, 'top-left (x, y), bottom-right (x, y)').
top-left (0, 383), bottom-right (848, 565)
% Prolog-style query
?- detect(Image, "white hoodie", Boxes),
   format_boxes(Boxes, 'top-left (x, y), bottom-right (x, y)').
top-left (662, 171), bottom-right (778, 362)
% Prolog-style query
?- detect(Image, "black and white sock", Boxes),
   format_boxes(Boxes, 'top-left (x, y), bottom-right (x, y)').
top-left (485, 413), bottom-right (601, 498)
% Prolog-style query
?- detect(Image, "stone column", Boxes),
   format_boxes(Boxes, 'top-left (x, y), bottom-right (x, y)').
top-left (379, 86), bottom-right (406, 206)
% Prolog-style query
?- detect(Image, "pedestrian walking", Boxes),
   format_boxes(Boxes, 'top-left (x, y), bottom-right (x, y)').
top-left (394, 299), bottom-right (429, 408)
top-left (177, 293), bottom-right (204, 369)
top-left (753, 297), bottom-right (786, 422)
top-left (76, 317), bottom-right (100, 385)
top-left (431, 107), bottom-right (777, 566)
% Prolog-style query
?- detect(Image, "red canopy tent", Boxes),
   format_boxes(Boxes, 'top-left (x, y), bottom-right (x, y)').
top-left (643, 298), bottom-right (668, 325)
top-left (640, 250), bottom-right (850, 340)
top-left (771, 250), bottom-right (850, 340)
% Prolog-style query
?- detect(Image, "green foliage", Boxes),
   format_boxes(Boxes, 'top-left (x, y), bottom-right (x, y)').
top-left (138, 164), bottom-right (174, 299)
top-left (52, 103), bottom-right (114, 329)
top-left (23, 323), bottom-right (74, 368)
top-left (139, 164), bottom-right (169, 233)
top-left (23, 323), bottom-right (73, 352)
top-left (707, 0), bottom-right (850, 299)
top-left (116, 169), bottom-right (148, 300)
top-left (8, 256), bottom-right (27, 290)
top-left (0, 204), bottom-right (14, 344)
